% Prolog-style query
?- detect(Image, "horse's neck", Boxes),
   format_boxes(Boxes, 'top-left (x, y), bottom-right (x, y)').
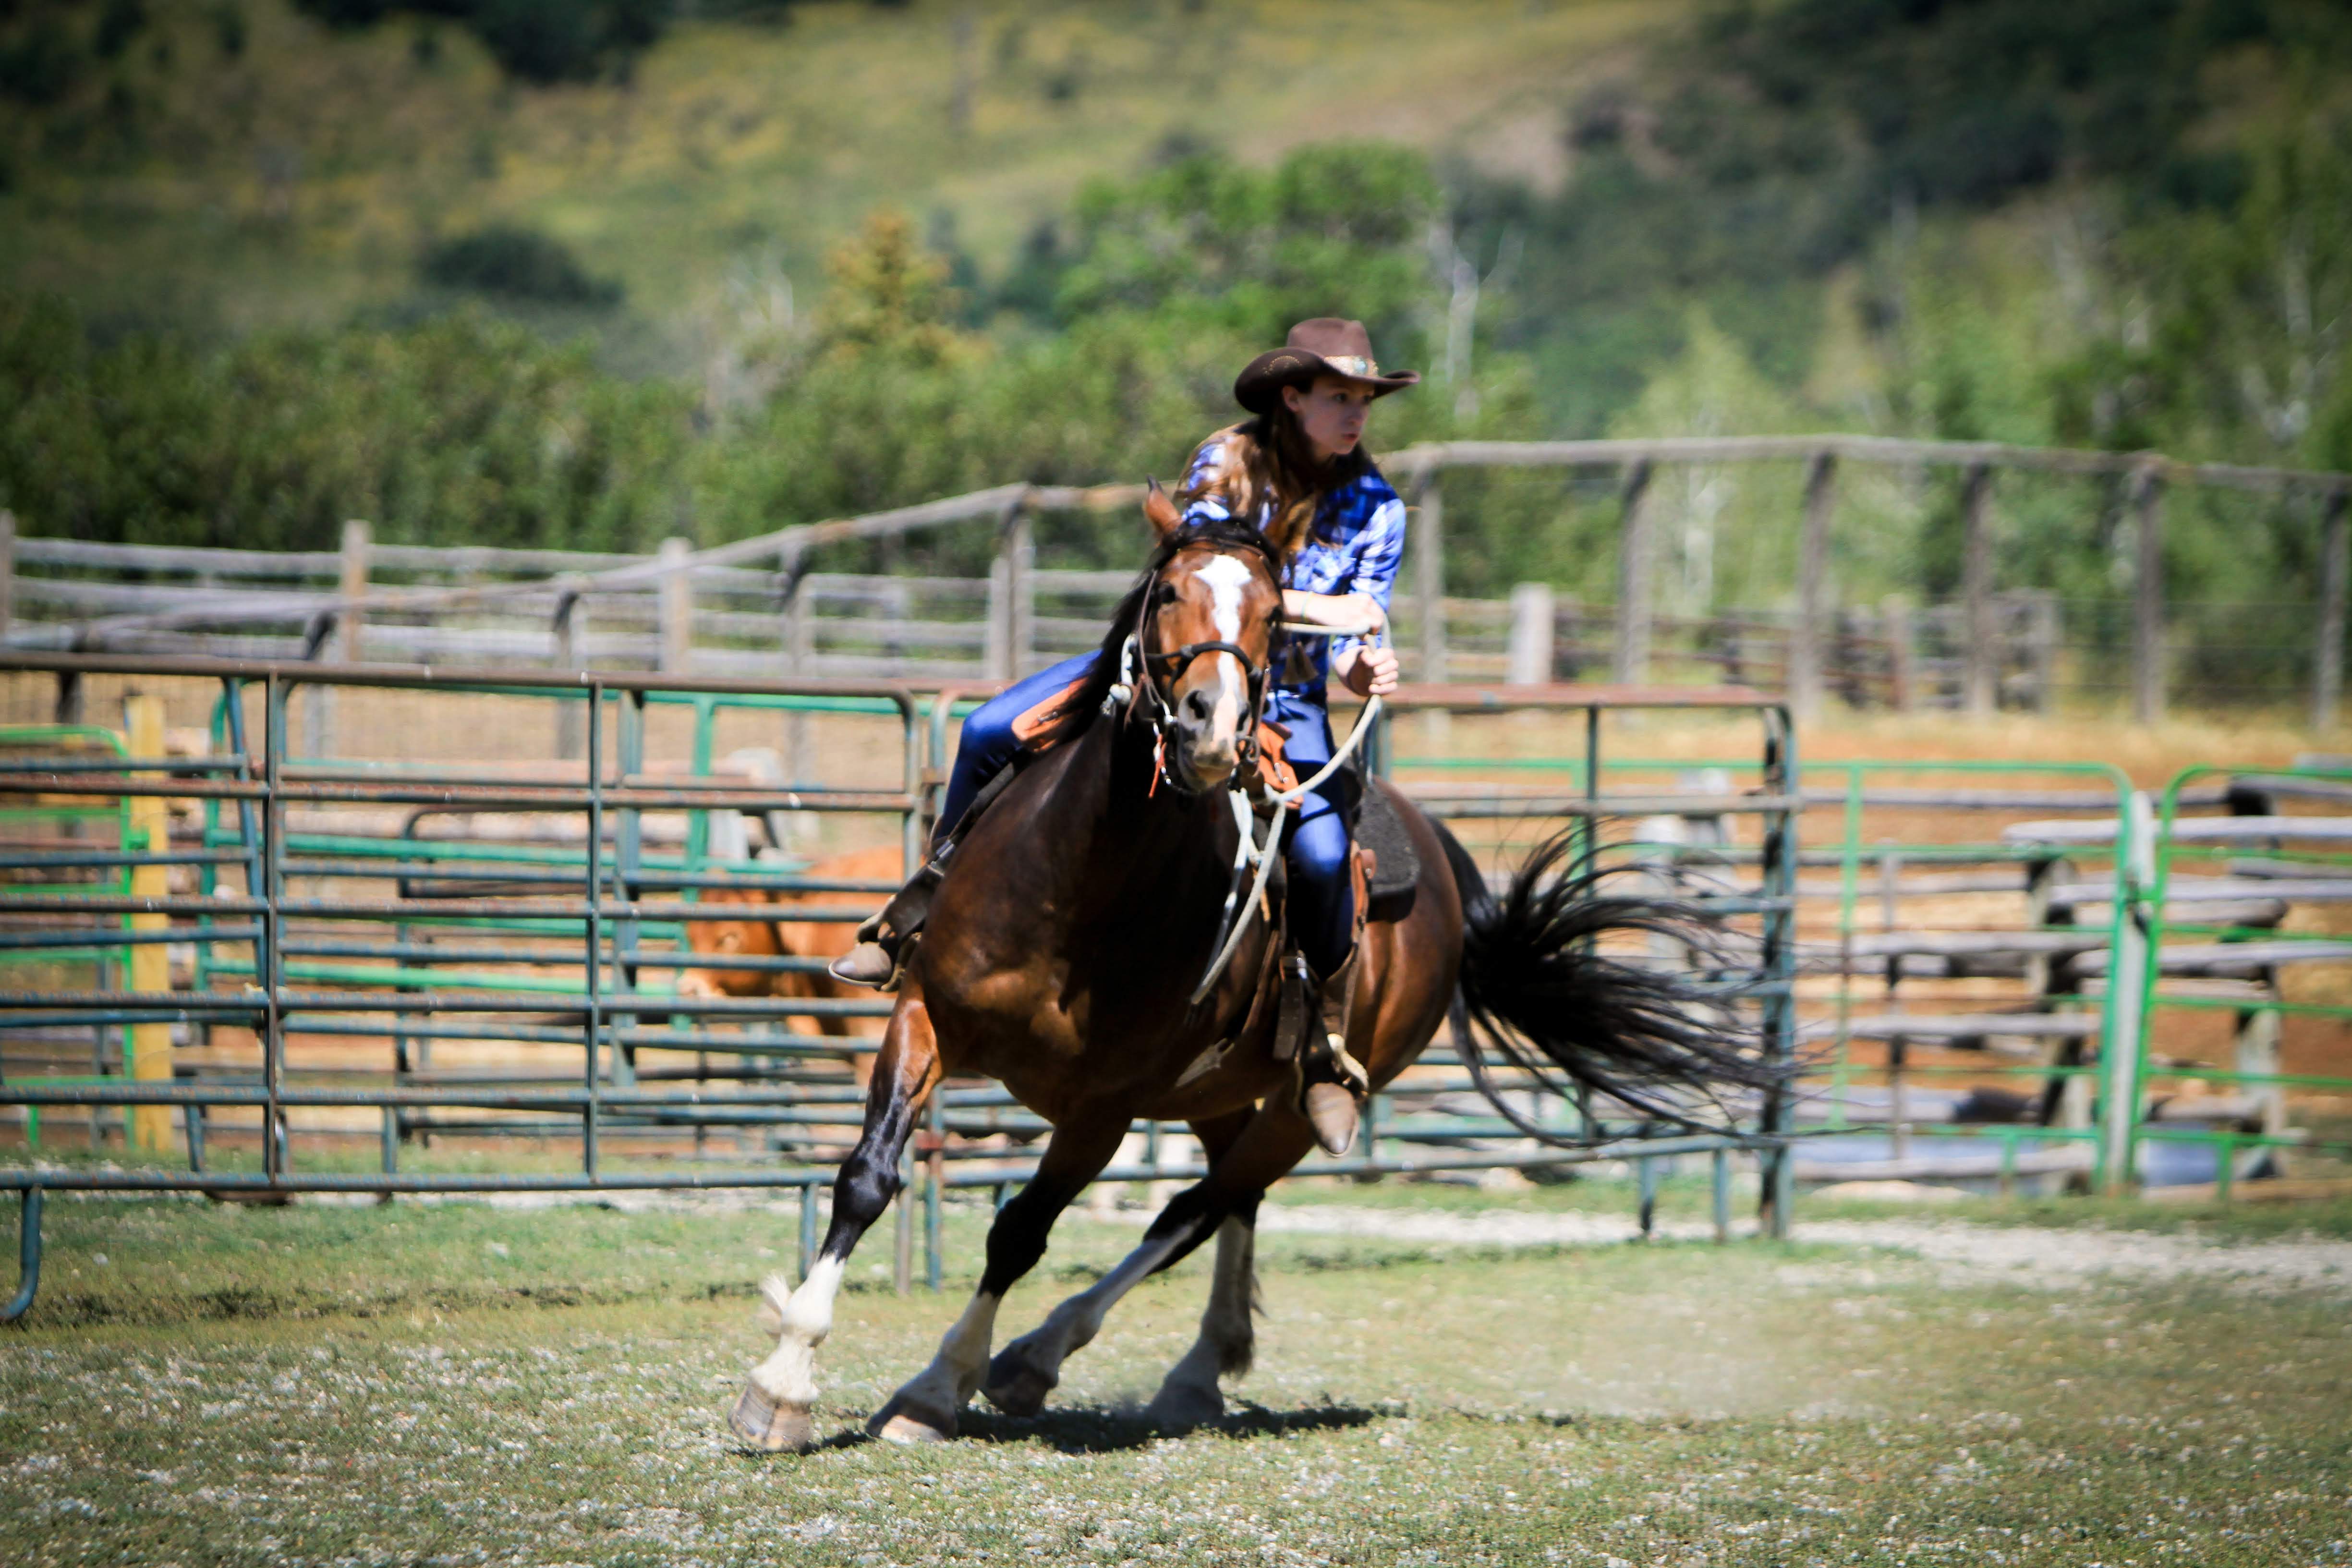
top-left (1030, 715), bottom-right (1229, 931)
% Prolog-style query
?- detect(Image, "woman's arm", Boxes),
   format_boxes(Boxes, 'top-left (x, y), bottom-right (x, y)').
top-left (1282, 590), bottom-right (1399, 696)
top-left (1280, 588), bottom-right (1385, 633)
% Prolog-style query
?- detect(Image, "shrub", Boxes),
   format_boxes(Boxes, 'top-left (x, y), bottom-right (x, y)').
top-left (419, 226), bottom-right (622, 307)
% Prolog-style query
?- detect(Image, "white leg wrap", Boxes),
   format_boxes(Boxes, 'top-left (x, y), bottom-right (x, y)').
top-left (749, 1255), bottom-right (844, 1406)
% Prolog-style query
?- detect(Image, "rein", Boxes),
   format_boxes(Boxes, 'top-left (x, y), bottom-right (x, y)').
top-left (1100, 531), bottom-right (1387, 1007)
top-left (1186, 623), bottom-right (1384, 1004)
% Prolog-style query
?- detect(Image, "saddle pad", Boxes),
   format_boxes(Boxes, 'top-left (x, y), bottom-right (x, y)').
top-left (1356, 779), bottom-right (1421, 913)
top-left (1010, 678), bottom-right (1088, 748)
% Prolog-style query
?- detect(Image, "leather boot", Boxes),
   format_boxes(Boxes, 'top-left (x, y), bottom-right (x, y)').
top-left (828, 859), bottom-right (945, 991)
top-left (1298, 954), bottom-right (1369, 1157)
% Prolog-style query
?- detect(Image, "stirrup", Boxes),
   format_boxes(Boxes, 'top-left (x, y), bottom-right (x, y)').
top-left (1296, 953), bottom-right (1368, 1155)
top-left (827, 858), bottom-right (946, 992)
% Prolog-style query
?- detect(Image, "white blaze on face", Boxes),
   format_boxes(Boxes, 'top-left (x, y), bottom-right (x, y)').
top-left (1189, 555), bottom-right (1253, 748)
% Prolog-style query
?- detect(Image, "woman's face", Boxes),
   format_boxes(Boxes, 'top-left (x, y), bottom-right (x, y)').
top-left (1282, 375), bottom-right (1375, 460)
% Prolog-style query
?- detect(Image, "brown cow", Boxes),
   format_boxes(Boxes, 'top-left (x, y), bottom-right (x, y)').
top-left (676, 844), bottom-right (904, 1042)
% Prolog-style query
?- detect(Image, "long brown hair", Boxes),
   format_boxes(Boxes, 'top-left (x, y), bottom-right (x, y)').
top-left (1181, 397), bottom-right (1370, 561)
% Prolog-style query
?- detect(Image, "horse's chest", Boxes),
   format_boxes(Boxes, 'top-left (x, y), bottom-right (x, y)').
top-left (929, 959), bottom-right (1204, 1109)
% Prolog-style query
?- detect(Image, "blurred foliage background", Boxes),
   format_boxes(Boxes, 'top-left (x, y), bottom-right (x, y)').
top-left (3, 0), bottom-right (2351, 631)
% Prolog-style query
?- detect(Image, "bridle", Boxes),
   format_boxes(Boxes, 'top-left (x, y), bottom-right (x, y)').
top-left (1113, 535), bottom-right (1285, 797)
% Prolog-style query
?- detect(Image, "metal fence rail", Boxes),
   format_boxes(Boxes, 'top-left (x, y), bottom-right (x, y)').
top-left (9, 647), bottom-right (2344, 1330)
top-left (0, 654), bottom-right (1801, 1321)
top-left (2119, 765), bottom-right (2352, 1197)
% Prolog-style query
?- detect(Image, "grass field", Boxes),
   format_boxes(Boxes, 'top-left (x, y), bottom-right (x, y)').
top-left (4, 1180), bottom-right (2349, 1567)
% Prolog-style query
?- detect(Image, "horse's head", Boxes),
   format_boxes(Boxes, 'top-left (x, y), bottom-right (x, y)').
top-left (1136, 481), bottom-right (1284, 794)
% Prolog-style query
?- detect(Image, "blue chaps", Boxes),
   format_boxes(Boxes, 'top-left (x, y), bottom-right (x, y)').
top-left (937, 654), bottom-right (1355, 974)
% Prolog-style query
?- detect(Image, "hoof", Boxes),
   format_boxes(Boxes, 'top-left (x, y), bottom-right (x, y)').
top-left (1145, 1382), bottom-right (1225, 1431)
top-left (731, 1381), bottom-right (817, 1453)
top-left (980, 1352), bottom-right (1056, 1418)
top-left (870, 1409), bottom-right (954, 1444)
top-left (865, 1386), bottom-right (957, 1444)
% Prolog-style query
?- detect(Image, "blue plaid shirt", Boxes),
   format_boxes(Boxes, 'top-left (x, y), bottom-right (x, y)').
top-left (1177, 431), bottom-right (1407, 705)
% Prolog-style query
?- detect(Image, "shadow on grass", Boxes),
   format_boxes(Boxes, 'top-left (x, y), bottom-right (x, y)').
top-left (748, 1399), bottom-right (1379, 1459)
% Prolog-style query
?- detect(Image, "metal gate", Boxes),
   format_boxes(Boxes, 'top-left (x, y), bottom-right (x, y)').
top-left (1, 654), bottom-right (1800, 1320)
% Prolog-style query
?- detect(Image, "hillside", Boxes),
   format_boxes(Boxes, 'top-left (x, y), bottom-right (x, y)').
top-left (7, 0), bottom-right (2352, 708)
top-left (0, 0), bottom-right (1662, 357)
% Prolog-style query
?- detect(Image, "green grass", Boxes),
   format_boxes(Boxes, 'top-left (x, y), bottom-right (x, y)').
top-left (3, 1188), bottom-right (2349, 1565)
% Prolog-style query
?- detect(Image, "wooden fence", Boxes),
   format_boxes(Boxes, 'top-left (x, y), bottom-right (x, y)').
top-left (3, 434), bottom-right (2346, 723)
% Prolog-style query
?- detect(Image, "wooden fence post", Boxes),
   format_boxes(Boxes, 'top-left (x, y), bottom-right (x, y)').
top-left (1880, 594), bottom-right (1917, 711)
top-left (338, 519), bottom-right (370, 662)
top-left (2131, 462), bottom-right (2166, 726)
top-left (553, 589), bottom-right (587, 760)
top-left (1790, 451), bottom-right (1837, 722)
top-left (780, 549), bottom-right (814, 776)
top-left (1006, 501), bottom-right (1035, 679)
top-left (124, 693), bottom-right (175, 1153)
top-left (1556, 596), bottom-right (1586, 681)
top-left (985, 552), bottom-right (1012, 681)
top-left (2028, 590), bottom-right (2061, 712)
top-left (1412, 469), bottom-right (1447, 684)
top-left (1612, 460), bottom-right (1653, 685)
top-left (2315, 486), bottom-right (2348, 733)
top-left (0, 510), bottom-right (15, 646)
top-left (297, 518), bottom-right (370, 759)
top-left (986, 493), bottom-right (1030, 682)
top-left (658, 536), bottom-right (693, 673)
top-left (1507, 583), bottom-right (1554, 686)
top-left (1960, 463), bottom-right (1995, 716)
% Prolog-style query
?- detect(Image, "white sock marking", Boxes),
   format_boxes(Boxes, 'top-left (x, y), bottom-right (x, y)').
top-left (879, 1289), bottom-right (1001, 1436)
top-left (1152, 1217), bottom-right (1257, 1417)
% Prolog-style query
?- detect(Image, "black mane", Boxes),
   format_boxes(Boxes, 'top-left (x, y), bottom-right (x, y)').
top-left (1026, 513), bottom-right (1280, 753)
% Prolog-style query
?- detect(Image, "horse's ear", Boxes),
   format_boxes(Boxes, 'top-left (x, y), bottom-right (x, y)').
top-left (1142, 477), bottom-right (1181, 541)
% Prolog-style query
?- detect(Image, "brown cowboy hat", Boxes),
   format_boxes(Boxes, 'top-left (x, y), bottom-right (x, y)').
top-left (1233, 318), bottom-right (1420, 414)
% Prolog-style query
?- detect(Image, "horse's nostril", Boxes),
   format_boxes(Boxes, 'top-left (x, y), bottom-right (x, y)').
top-left (1183, 689), bottom-right (1213, 723)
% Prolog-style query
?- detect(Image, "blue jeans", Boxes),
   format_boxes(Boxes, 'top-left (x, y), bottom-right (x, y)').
top-left (938, 664), bottom-right (1355, 975)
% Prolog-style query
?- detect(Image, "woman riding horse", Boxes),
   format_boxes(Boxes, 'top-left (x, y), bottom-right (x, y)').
top-left (831, 318), bottom-right (1418, 1155)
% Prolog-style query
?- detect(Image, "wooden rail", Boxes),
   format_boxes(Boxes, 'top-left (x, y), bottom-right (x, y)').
top-left (7, 435), bottom-right (2349, 724)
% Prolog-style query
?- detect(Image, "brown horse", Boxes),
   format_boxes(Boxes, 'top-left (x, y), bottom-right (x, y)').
top-left (729, 491), bottom-right (1770, 1450)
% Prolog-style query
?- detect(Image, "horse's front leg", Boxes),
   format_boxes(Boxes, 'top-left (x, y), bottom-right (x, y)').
top-left (731, 987), bottom-right (940, 1452)
top-left (867, 1111), bottom-right (1129, 1443)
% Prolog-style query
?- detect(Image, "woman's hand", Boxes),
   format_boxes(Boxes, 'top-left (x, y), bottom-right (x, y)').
top-left (1335, 644), bottom-right (1400, 698)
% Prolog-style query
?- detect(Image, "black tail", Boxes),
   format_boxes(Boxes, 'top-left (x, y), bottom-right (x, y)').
top-left (1435, 819), bottom-right (1781, 1139)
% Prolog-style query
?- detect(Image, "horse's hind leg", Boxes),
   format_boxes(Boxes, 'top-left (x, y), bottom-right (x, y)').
top-left (732, 988), bottom-right (940, 1452)
top-left (867, 1111), bottom-right (1129, 1443)
top-left (1145, 1202), bottom-right (1260, 1430)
